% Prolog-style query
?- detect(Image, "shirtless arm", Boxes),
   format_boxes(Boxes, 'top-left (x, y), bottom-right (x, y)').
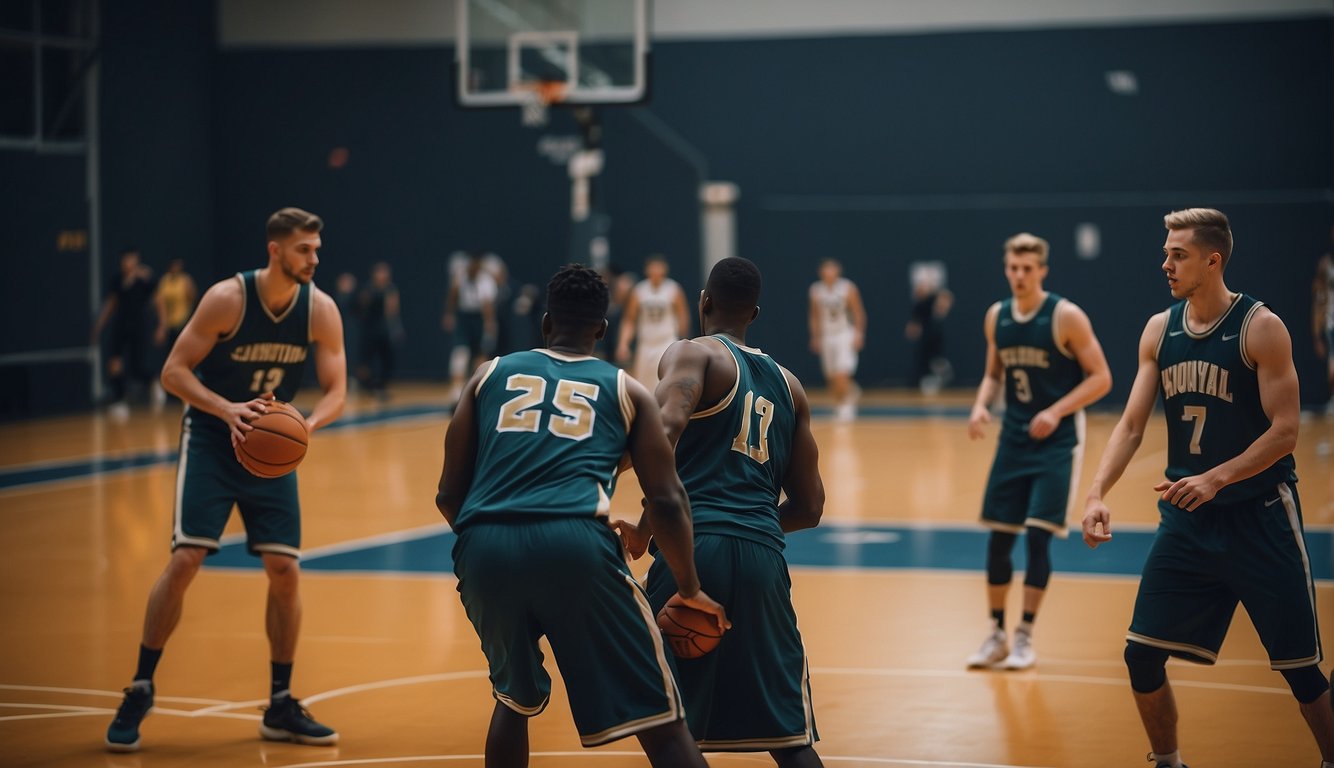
top-left (968, 303), bottom-right (1003, 440)
top-left (160, 279), bottom-right (271, 446)
top-left (1028, 302), bottom-right (1113, 440)
top-left (305, 289), bottom-right (347, 431)
top-left (1081, 312), bottom-right (1166, 547)
top-left (778, 368), bottom-right (824, 532)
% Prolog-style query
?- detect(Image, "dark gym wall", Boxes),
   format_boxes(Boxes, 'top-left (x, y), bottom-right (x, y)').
top-left (208, 16), bottom-right (1333, 404)
top-left (100, 0), bottom-right (216, 281)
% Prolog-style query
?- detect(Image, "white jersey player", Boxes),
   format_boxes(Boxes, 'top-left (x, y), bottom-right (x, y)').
top-left (616, 255), bottom-right (688, 389)
top-left (1315, 228), bottom-right (1334, 420)
top-left (809, 259), bottom-right (866, 421)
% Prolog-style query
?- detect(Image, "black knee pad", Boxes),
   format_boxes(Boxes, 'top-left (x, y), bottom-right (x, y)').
top-left (986, 531), bottom-right (1017, 585)
top-left (1023, 527), bottom-right (1053, 590)
top-left (1124, 641), bottom-right (1169, 694)
top-left (1280, 665), bottom-right (1329, 704)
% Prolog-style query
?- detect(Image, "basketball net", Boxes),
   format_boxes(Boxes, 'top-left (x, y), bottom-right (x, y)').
top-left (517, 80), bottom-right (568, 127)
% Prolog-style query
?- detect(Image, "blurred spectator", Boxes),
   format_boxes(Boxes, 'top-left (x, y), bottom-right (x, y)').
top-left (444, 251), bottom-right (498, 404)
top-left (151, 258), bottom-right (198, 409)
top-left (359, 262), bottom-right (403, 401)
top-left (906, 261), bottom-right (954, 395)
top-left (92, 248), bottom-right (157, 420)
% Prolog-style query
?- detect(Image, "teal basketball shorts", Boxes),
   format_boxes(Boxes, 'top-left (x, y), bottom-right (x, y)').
top-left (1128, 482), bottom-right (1322, 670)
top-left (453, 516), bottom-right (685, 747)
top-left (980, 430), bottom-right (1081, 538)
top-left (646, 532), bottom-right (817, 751)
top-left (173, 415), bottom-right (301, 558)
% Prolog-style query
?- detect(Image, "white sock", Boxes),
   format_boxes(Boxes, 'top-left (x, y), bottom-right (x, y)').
top-left (1150, 750), bottom-right (1183, 768)
top-left (1016, 620), bottom-right (1034, 636)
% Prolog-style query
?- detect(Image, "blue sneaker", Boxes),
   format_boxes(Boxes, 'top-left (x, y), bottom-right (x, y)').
top-left (105, 684), bottom-right (153, 752)
top-left (259, 696), bottom-right (338, 746)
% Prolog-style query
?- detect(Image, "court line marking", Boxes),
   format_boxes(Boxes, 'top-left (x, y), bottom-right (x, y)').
top-left (810, 667), bottom-right (1290, 695)
top-left (0, 683), bottom-right (233, 705)
top-left (0, 701), bottom-right (262, 723)
top-left (274, 753), bottom-right (1056, 768)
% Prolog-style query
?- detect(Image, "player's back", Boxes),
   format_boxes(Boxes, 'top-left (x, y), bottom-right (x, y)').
top-left (994, 293), bottom-right (1083, 446)
top-left (455, 349), bottom-right (633, 529)
top-left (1157, 293), bottom-right (1296, 505)
top-left (676, 336), bottom-right (795, 550)
top-left (191, 271), bottom-right (311, 433)
top-left (634, 279), bottom-right (680, 342)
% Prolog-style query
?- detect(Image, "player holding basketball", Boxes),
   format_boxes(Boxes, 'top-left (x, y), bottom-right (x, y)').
top-left (106, 208), bottom-right (347, 752)
top-left (966, 233), bottom-right (1111, 670)
top-left (1082, 209), bottom-right (1334, 768)
top-left (436, 264), bottom-right (727, 768)
top-left (618, 257), bottom-right (826, 767)
top-left (808, 258), bottom-right (865, 422)
top-left (617, 254), bottom-right (689, 389)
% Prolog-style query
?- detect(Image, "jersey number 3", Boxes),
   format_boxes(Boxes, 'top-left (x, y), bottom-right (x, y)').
top-left (731, 390), bottom-right (775, 464)
top-left (497, 374), bottom-right (598, 442)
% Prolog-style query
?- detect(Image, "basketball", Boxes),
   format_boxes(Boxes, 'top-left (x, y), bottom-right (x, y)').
top-left (656, 594), bottom-right (724, 659)
top-left (235, 401), bottom-right (309, 478)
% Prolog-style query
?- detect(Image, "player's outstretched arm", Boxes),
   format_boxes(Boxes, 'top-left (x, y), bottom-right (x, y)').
top-left (1081, 312), bottom-right (1166, 547)
top-left (624, 376), bottom-right (730, 630)
top-left (1315, 255), bottom-right (1330, 359)
top-left (1029, 302), bottom-right (1113, 440)
top-left (968, 303), bottom-right (1003, 440)
top-left (306, 289), bottom-right (347, 431)
top-left (161, 279), bottom-right (270, 445)
top-left (435, 361), bottom-right (491, 526)
top-left (616, 291), bottom-right (639, 363)
top-left (1156, 309), bottom-right (1300, 510)
top-left (807, 288), bottom-right (821, 354)
top-left (848, 281), bottom-right (867, 351)
top-left (778, 368), bottom-right (825, 533)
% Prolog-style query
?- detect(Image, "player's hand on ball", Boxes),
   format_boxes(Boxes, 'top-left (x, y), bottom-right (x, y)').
top-left (1081, 499), bottom-right (1113, 549)
top-left (967, 405), bottom-right (991, 440)
top-left (610, 518), bottom-right (649, 560)
top-left (1154, 474), bottom-right (1220, 512)
top-left (679, 589), bottom-right (731, 632)
top-left (225, 393), bottom-right (273, 447)
top-left (1027, 409), bottom-right (1060, 440)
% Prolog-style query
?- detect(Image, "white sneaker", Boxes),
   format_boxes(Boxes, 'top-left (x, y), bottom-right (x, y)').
top-left (108, 402), bottom-right (130, 422)
top-left (966, 627), bottom-right (1008, 668)
top-left (834, 402), bottom-right (855, 422)
top-left (1002, 628), bottom-right (1036, 670)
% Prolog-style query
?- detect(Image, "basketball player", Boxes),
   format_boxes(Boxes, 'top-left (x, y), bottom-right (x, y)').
top-left (1082, 209), bottom-right (1334, 768)
top-left (1314, 226), bottom-right (1334, 417)
top-left (617, 257), bottom-right (827, 767)
top-left (966, 233), bottom-right (1111, 670)
top-left (106, 208), bottom-right (347, 752)
top-left (93, 248), bottom-right (158, 420)
top-left (153, 258), bottom-right (199, 409)
top-left (444, 251), bottom-right (498, 404)
top-left (807, 259), bottom-right (865, 421)
top-left (616, 254), bottom-right (688, 389)
top-left (436, 264), bottom-right (728, 768)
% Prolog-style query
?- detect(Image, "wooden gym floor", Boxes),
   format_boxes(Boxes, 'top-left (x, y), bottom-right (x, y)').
top-left (1, 384), bottom-right (1332, 767)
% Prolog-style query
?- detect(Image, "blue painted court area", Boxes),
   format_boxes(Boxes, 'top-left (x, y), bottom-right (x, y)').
top-left (207, 522), bottom-right (1334, 581)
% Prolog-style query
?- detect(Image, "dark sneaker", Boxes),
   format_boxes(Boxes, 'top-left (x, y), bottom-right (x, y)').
top-left (259, 696), bottom-right (338, 746)
top-left (1146, 753), bottom-right (1188, 768)
top-left (105, 684), bottom-right (153, 752)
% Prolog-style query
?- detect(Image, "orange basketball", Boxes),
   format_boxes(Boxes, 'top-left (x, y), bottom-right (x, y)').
top-left (656, 594), bottom-right (724, 659)
top-left (235, 401), bottom-right (308, 478)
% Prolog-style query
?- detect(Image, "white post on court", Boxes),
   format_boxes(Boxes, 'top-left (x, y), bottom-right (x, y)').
top-left (699, 181), bottom-right (739, 284)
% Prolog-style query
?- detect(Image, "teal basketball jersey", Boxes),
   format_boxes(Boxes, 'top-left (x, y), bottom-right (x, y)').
top-left (189, 271), bottom-right (311, 433)
top-left (995, 293), bottom-right (1085, 445)
top-left (455, 349), bottom-right (633, 529)
top-left (676, 336), bottom-right (795, 551)
top-left (1156, 294), bottom-right (1296, 505)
